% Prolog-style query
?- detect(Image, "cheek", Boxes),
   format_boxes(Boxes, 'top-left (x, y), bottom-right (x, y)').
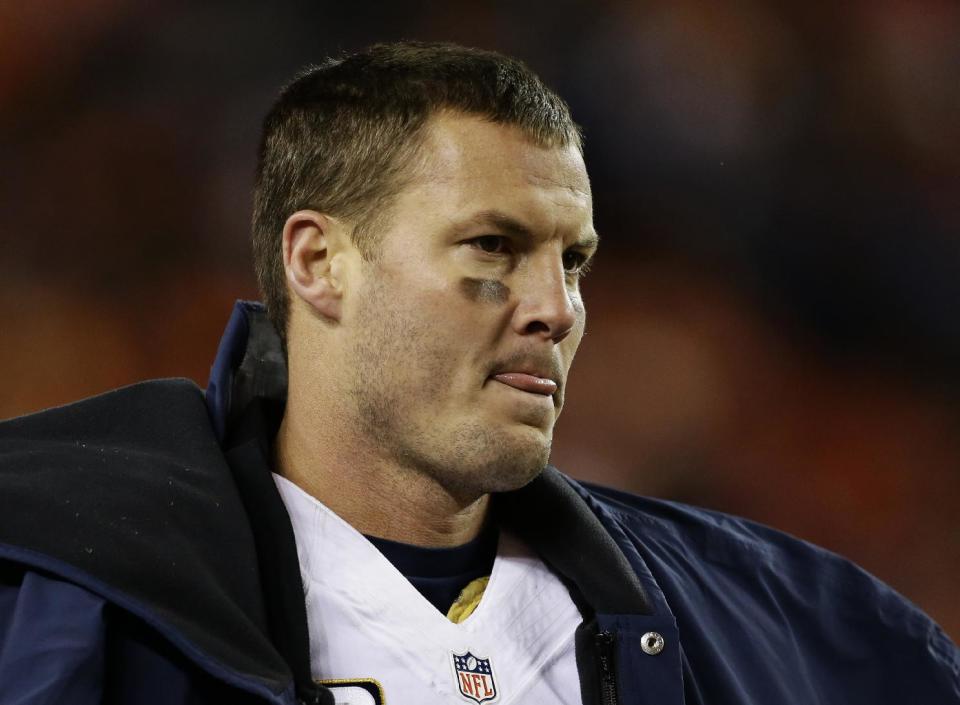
top-left (570, 288), bottom-right (586, 316)
top-left (392, 294), bottom-right (475, 378)
top-left (562, 301), bottom-right (587, 361)
top-left (358, 270), bottom-right (490, 393)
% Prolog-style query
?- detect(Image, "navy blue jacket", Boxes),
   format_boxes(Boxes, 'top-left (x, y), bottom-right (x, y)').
top-left (1, 301), bottom-right (957, 704)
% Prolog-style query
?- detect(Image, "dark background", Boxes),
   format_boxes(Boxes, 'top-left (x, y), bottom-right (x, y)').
top-left (2, 1), bottom-right (958, 639)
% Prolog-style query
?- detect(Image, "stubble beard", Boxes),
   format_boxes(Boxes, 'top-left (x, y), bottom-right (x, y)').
top-left (347, 277), bottom-right (551, 504)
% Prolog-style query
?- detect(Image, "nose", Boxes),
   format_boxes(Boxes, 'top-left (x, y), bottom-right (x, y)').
top-left (513, 257), bottom-right (579, 343)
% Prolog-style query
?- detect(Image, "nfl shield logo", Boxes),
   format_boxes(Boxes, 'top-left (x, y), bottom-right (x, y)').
top-left (452, 651), bottom-right (498, 704)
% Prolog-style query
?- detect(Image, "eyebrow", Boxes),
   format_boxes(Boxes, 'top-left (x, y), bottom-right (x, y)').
top-left (454, 209), bottom-right (600, 250)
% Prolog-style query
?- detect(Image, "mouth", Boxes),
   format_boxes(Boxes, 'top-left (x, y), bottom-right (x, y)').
top-left (490, 372), bottom-right (558, 396)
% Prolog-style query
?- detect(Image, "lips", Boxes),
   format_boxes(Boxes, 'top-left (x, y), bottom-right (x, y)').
top-left (492, 372), bottom-right (558, 396)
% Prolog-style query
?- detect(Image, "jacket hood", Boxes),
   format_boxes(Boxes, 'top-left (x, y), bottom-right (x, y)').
top-left (0, 377), bottom-right (294, 699)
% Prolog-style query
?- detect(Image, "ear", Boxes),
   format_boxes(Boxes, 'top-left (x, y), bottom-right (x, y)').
top-left (282, 210), bottom-right (350, 322)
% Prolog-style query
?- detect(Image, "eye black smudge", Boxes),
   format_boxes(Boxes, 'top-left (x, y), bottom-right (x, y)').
top-left (460, 277), bottom-right (510, 304)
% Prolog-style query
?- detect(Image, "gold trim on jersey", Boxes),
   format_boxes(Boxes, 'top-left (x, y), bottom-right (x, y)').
top-left (316, 677), bottom-right (386, 704)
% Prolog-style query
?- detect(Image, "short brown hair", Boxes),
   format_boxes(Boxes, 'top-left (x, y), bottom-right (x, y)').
top-left (251, 41), bottom-right (582, 341)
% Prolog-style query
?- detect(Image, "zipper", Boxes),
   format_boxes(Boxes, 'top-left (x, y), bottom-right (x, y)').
top-left (595, 630), bottom-right (619, 705)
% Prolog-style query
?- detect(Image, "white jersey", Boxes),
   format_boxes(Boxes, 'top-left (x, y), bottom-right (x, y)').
top-left (274, 474), bottom-right (584, 705)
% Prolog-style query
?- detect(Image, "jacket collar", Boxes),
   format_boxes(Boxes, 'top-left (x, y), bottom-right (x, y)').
top-left (206, 301), bottom-right (287, 444)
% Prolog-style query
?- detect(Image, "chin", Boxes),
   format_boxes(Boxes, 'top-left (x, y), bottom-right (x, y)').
top-left (460, 428), bottom-right (551, 495)
top-left (415, 422), bottom-right (552, 501)
top-left (483, 450), bottom-right (547, 492)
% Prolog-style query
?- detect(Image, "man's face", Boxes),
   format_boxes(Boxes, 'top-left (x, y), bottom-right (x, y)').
top-left (343, 112), bottom-right (597, 501)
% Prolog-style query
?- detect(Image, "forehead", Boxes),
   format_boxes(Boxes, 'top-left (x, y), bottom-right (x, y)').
top-left (398, 112), bottom-right (594, 237)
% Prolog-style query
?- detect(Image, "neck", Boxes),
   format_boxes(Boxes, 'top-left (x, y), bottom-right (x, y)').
top-left (274, 405), bottom-right (490, 548)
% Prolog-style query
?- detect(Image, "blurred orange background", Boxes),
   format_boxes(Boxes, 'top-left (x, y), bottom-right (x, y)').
top-left (2, 1), bottom-right (958, 640)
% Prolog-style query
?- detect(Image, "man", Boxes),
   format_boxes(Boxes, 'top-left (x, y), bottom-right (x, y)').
top-left (0, 42), bottom-right (957, 705)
